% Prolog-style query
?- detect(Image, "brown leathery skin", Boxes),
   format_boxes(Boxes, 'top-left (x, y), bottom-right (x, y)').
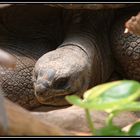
top-left (111, 11), bottom-right (140, 81)
top-left (0, 5), bottom-right (64, 109)
top-left (1, 5), bottom-right (140, 109)
top-left (33, 10), bottom-right (114, 106)
top-left (34, 45), bottom-right (90, 106)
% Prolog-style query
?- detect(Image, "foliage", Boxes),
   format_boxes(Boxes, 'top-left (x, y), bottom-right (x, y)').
top-left (66, 80), bottom-right (140, 136)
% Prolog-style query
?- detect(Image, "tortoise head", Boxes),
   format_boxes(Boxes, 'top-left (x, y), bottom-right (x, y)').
top-left (33, 46), bottom-right (90, 106)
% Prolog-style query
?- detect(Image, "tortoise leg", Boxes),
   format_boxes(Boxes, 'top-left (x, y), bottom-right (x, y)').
top-left (0, 5), bottom-right (63, 110)
top-left (110, 11), bottom-right (140, 81)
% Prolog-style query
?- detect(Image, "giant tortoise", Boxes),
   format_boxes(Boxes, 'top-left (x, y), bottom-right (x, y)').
top-left (0, 4), bottom-right (139, 111)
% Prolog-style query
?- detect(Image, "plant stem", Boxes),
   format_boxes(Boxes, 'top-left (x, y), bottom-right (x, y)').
top-left (85, 109), bottom-right (95, 135)
top-left (106, 112), bottom-right (115, 126)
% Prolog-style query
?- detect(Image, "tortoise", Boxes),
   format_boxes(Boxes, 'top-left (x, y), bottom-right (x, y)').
top-left (0, 4), bottom-right (139, 111)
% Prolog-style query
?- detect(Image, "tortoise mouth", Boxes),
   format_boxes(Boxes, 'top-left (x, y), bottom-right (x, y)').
top-left (34, 89), bottom-right (79, 105)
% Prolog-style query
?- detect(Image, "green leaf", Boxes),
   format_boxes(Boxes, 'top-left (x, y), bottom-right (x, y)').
top-left (85, 80), bottom-right (140, 102)
top-left (66, 95), bottom-right (98, 108)
top-left (84, 81), bottom-right (122, 100)
top-left (83, 80), bottom-right (140, 112)
top-left (96, 124), bottom-right (127, 136)
top-left (98, 80), bottom-right (140, 102)
top-left (65, 95), bottom-right (84, 107)
top-left (66, 80), bottom-right (140, 112)
top-left (113, 102), bottom-right (140, 112)
top-left (128, 122), bottom-right (140, 136)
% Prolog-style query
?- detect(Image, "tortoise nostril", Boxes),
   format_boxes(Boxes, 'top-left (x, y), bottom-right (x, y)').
top-left (35, 81), bottom-right (49, 93)
top-left (42, 80), bottom-right (50, 88)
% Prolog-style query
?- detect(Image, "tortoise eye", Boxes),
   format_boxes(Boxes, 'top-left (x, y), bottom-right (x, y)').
top-left (53, 77), bottom-right (69, 90)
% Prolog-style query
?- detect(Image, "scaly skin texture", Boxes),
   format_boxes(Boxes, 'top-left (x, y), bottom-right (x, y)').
top-left (111, 10), bottom-right (140, 81)
top-left (33, 10), bottom-right (114, 106)
top-left (0, 5), bottom-right (140, 110)
top-left (0, 5), bottom-right (64, 109)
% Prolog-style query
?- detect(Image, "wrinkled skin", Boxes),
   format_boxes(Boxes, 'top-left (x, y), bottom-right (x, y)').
top-left (33, 10), bottom-right (114, 106)
top-left (33, 45), bottom-right (90, 106)
top-left (34, 7), bottom-right (140, 107)
top-left (0, 5), bottom-right (140, 135)
top-left (111, 9), bottom-right (140, 81)
top-left (0, 5), bottom-right (64, 109)
top-left (0, 5), bottom-right (140, 111)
